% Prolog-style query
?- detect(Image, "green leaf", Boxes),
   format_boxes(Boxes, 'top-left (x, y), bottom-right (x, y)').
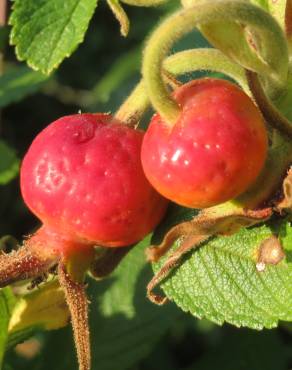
top-left (33, 237), bottom-right (177, 370)
top-left (153, 219), bottom-right (292, 329)
top-left (0, 288), bottom-right (16, 367)
top-left (0, 66), bottom-right (48, 108)
top-left (0, 141), bottom-right (19, 185)
top-left (9, 0), bottom-right (98, 75)
top-left (188, 329), bottom-right (289, 370)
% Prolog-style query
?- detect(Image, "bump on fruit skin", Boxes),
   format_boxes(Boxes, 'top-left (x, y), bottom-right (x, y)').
top-left (21, 113), bottom-right (168, 255)
top-left (141, 78), bottom-right (268, 209)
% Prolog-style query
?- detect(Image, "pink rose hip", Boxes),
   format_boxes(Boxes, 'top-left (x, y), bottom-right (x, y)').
top-left (20, 113), bottom-right (168, 256)
top-left (141, 78), bottom-right (268, 208)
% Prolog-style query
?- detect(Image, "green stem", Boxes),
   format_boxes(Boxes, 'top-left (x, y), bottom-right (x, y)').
top-left (163, 48), bottom-right (249, 93)
top-left (246, 70), bottom-right (292, 139)
top-left (142, 0), bottom-right (288, 124)
top-left (235, 130), bottom-right (292, 208)
top-left (116, 48), bottom-right (248, 125)
top-left (107, 0), bottom-right (130, 37)
top-left (115, 80), bottom-right (148, 127)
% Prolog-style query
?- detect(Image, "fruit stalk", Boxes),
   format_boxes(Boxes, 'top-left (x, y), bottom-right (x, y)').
top-left (58, 263), bottom-right (91, 370)
top-left (246, 70), bottom-right (292, 138)
top-left (0, 244), bottom-right (57, 288)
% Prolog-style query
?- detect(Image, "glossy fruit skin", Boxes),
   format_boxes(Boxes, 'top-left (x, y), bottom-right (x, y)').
top-left (141, 78), bottom-right (268, 208)
top-left (21, 113), bottom-right (168, 252)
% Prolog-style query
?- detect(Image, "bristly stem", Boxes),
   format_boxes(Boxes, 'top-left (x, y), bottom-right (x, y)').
top-left (163, 48), bottom-right (249, 93)
top-left (142, 0), bottom-right (288, 124)
top-left (58, 263), bottom-right (91, 370)
top-left (107, 0), bottom-right (130, 37)
top-left (116, 48), bottom-right (249, 126)
top-left (246, 70), bottom-right (292, 139)
top-left (115, 80), bottom-right (148, 127)
top-left (0, 245), bottom-right (58, 288)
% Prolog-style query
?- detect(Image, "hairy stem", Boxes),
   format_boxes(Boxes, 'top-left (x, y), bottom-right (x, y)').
top-left (58, 263), bottom-right (91, 370)
top-left (163, 48), bottom-right (249, 93)
top-left (142, 0), bottom-right (288, 124)
top-left (107, 0), bottom-right (130, 37)
top-left (0, 245), bottom-right (57, 288)
top-left (246, 70), bottom-right (292, 139)
top-left (115, 81), bottom-right (148, 127)
top-left (116, 48), bottom-right (249, 126)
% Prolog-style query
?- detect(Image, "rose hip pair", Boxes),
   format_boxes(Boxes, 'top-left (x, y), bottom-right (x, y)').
top-left (20, 78), bottom-right (267, 257)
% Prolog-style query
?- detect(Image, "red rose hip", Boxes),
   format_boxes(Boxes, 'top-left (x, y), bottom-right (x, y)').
top-left (20, 113), bottom-right (168, 256)
top-left (141, 78), bottom-right (268, 208)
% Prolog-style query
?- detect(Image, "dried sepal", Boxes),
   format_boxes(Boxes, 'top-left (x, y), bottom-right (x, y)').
top-left (147, 234), bottom-right (210, 304)
top-left (147, 204), bottom-right (272, 304)
top-left (147, 204), bottom-right (272, 262)
top-left (277, 167), bottom-right (292, 211)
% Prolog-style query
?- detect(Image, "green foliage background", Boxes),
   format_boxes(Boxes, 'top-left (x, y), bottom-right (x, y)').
top-left (0, 1), bottom-right (291, 369)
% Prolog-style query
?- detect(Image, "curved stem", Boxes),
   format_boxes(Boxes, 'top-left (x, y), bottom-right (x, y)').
top-left (142, 0), bottom-right (288, 124)
top-left (235, 130), bottom-right (292, 208)
top-left (115, 48), bottom-right (249, 125)
top-left (107, 0), bottom-right (130, 37)
top-left (246, 70), bottom-right (292, 139)
top-left (163, 48), bottom-right (249, 93)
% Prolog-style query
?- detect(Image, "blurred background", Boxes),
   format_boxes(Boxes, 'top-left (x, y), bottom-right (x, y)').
top-left (1, 1), bottom-right (292, 369)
